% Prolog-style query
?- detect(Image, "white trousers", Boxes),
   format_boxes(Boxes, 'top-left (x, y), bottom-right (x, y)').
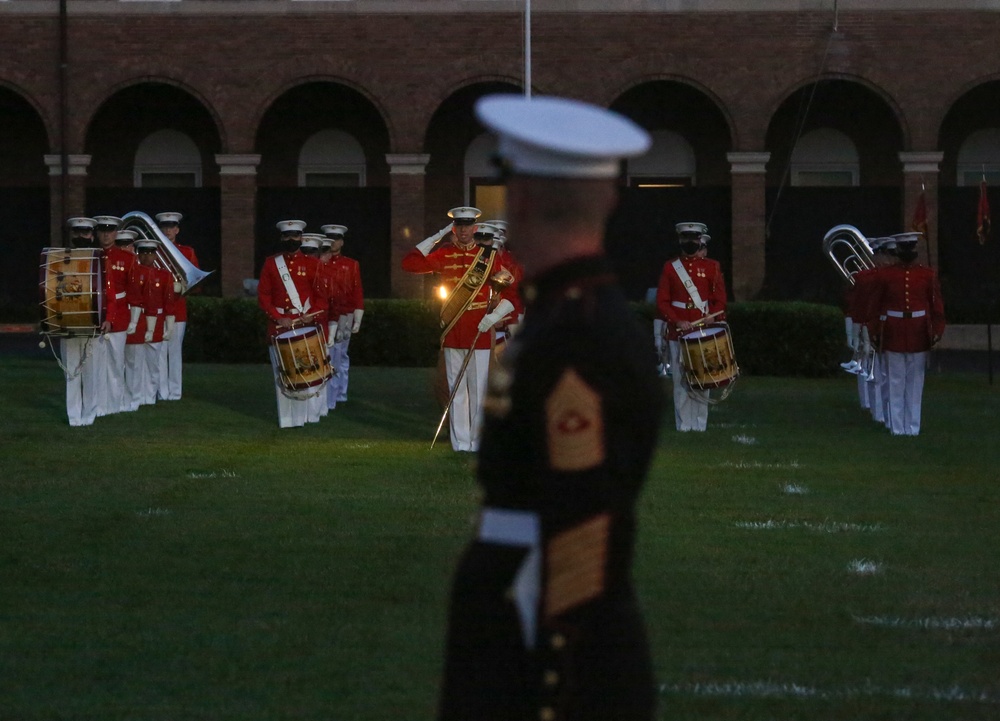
top-left (125, 342), bottom-right (160, 410)
top-left (670, 340), bottom-right (709, 432)
top-left (269, 346), bottom-right (323, 428)
top-left (60, 336), bottom-right (102, 426)
top-left (103, 331), bottom-right (127, 415)
top-left (865, 353), bottom-right (886, 424)
top-left (158, 321), bottom-right (186, 401)
top-left (857, 370), bottom-right (869, 410)
top-left (326, 314), bottom-right (353, 409)
top-left (884, 351), bottom-right (927, 436)
top-left (444, 347), bottom-right (490, 452)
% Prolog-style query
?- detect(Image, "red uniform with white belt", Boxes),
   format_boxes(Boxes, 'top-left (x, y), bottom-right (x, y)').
top-left (158, 243), bottom-right (199, 401)
top-left (402, 244), bottom-right (514, 350)
top-left (257, 251), bottom-right (328, 337)
top-left (863, 262), bottom-right (945, 436)
top-left (124, 263), bottom-right (176, 410)
top-left (402, 230), bottom-right (517, 452)
top-left (318, 254), bottom-right (364, 407)
top-left (655, 254), bottom-right (728, 432)
top-left (258, 249), bottom-right (329, 428)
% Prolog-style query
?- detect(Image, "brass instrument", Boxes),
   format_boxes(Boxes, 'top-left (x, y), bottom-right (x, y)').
top-left (822, 224), bottom-right (874, 285)
top-left (823, 224), bottom-right (875, 380)
top-left (120, 211), bottom-right (213, 294)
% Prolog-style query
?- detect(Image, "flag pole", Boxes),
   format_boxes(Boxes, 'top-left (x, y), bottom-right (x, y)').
top-left (524, 0), bottom-right (531, 98)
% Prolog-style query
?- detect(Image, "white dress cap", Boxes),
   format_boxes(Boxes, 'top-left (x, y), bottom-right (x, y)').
top-left (93, 215), bottom-right (123, 228)
top-left (675, 222), bottom-right (708, 235)
top-left (321, 224), bottom-right (349, 237)
top-left (115, 230), bottom-right (138, 242)
top-left (699, 234), bottom-right (711, 245)
top-left (448, 207), bottom-right (482, 224)
top-left (891, 231), bottom-right (922, 245)
top-left (155, 212), bottom-right (183, 224)
top-left (485, 219), bottom-right (507, 233)
top-left (276, 219), bottom-right (307, 233)
top-left (300, 235), bottom-right (321, 249)
top-left (135, 238), bottom-right (159, 250)
top-left (319, 237), bottom-right (333, 249)
top-left (475, 95), bottom-right (650, 179)
top-left (66, 217), bottom-right (97, 230)
top-left (474, 223), bottom-right (499, 238)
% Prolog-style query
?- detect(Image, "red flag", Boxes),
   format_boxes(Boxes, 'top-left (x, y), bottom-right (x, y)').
top-left (911, 187), bottom-right (928, 237)
top-left (977, 179), bottom-right (991, 245)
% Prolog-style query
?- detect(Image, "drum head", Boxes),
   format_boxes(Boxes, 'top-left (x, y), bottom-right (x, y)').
top-left (275, 325), bottom-right (316, 341)
top-left (681, 324), bottom-right (726, 341)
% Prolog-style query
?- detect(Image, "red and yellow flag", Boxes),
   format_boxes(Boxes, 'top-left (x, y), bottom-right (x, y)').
top-left (977, 179), bottom-right (991, 245)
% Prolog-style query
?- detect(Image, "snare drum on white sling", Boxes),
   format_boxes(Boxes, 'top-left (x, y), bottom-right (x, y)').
top-left (271, 325), bottom-right (333, 398)
top-left (678, 322), bottom-right (739, 391)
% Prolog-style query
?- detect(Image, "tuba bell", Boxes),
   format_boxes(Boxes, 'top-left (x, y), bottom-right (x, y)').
top-left (823, 224), bottom-right (876, 380)
top-left (822, 224), bottom-right (875, 286)
top-left (120, 211), bottom-right (213, 294)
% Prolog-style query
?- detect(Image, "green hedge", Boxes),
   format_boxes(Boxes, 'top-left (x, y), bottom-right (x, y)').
top-left (185, 297), bottom-right (844, 377)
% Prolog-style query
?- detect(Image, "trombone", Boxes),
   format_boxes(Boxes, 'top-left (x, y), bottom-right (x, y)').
top-left (120, 211), bottom-right (213, 294)
top-left (822, 224), bottom-right (875, 380)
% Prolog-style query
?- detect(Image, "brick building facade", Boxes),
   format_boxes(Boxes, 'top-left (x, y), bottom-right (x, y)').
top-left (2, 1), bottom-right (999, 313)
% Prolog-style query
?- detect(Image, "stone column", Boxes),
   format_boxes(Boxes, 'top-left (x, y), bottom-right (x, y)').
top-left (899, 151), bottom-right (944, 266)
top-left (44, 154), bottom-right (91, 247)
top-left (387, 153), bottom-right (430, 298)
top-left (727, 152), bottom-right (770, 301)
top-left (215, 154), bottom-right (261, 298)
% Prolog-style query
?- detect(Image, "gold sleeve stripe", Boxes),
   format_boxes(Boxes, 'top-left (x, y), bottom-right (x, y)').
top-left (544, 513), bottom-right (609, 619)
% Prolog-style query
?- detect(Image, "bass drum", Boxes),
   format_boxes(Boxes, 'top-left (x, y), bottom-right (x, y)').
top-left (678, 322), bottom-right (739, 390)
top-left (272, 325), bottom-right (333, 398)
top-left (39, 247), bottom-right (105, 336)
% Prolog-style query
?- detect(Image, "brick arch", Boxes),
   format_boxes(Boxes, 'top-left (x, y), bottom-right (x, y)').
top-left (606, 74), bottom-right (738, 150)
top-left (77, 76), bottom-right (225, 152)
top-left (938, 74), bottom-right (1000, 145)
top-left (249, 74), bottom-right (394, 152)
top-left (0, 79), bottom-right (52, 149)
top-left (766, 72), bottom-right (909, 151)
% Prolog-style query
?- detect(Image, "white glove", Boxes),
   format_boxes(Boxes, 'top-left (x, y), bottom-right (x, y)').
top-left (144, 316), bottom-right (157, 343)
top-left (335, 326), bottom-right (346, 343)
top-left (416, 223), bottom-right (454, 255)
top-left (327, 322), bottom-right (337, 347)
top-left (844, 317), bottom-right (854, 349)
top-left (126, 306), bottom-right (141, 335)
top-left (163, 315), bottom-right (175, 342)
top-left (352, 308), bottom-right (364, 333)
top-left (477, 299), bottom-right (515, 332)
top-left (859, 325), bottom-right (871, 355)
top-left (173, 281), bottom-right (183, 294)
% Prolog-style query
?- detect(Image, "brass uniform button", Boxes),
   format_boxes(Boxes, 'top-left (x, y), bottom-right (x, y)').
top-left (543, 670), bottom-right (559, 686)
top-left (550, 633), bottom-right (566, 650)
top-left (539, 707), bottom-right (556, 721)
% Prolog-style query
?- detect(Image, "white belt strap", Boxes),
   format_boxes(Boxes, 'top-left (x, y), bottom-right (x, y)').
top-left (478, 508), bottom-right (541, 649)
top-left (115, 291), bottom-right (127, 300)
top-left (671, 259), bottom-right (708, 314)
top-left (670, 301), bottom-right (688, 309)
top-left (886, 310), bottom-right (926, 318)
top-left (274, 255), bottom-right (305, 315)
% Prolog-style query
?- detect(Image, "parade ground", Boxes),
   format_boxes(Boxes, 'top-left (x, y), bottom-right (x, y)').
top-left (2, 355), bottom-right (998, 720)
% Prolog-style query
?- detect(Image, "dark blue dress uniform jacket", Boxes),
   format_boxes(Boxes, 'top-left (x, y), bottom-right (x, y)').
top-left (439, 255), bottom-right (663, 721)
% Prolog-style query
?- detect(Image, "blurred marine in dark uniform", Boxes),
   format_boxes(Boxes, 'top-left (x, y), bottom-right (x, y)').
top-left (437, 95), bottom-right (659, 721)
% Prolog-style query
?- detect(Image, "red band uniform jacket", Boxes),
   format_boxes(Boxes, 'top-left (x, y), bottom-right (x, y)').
top-left (654, 255), bottom-right (727, 340)
top-left (125, 264), bottom-right (177, 344)
top-left (257, 251), bottom-right (329, 338)
top-left (402, 243), bottom-right (517, 350)
top-left (319, 254), bottom-right (364, 318)
top-left (864, 263), bottom-right (945, 353)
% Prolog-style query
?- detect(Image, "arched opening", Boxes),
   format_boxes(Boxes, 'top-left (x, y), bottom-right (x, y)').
top-left (297, 129), bottom-right (367, 188)
top-left (789, 128), bottom-right (860, 187)
top-left (134, 129), bottom-right (202, 188)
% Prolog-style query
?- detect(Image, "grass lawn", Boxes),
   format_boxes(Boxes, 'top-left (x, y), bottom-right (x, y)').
top-left (1, 355), bottom-right (998, 720)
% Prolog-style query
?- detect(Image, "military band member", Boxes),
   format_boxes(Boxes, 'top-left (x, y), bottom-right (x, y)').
top-left (155, 212), bottom-right (200, 401)
top-left (59, 217), bottom-right (105, 426)
top-left (655, 223), bottom-right (728, 431)
top-left (402, 207), bottom-right (516, 452)
top-left (124, 238), bottom-right (177, 410)
top-left (848, 237), bottom-right (896, 425)
top-left (92, 215), bottom-right (127, 417)
top-left (320, 223), bottom-right (364, 408)
top-left (436, 95), bottom-right (658, 721)
top-left (483, 219), bottom-right (524, 347)
top-left (863, 232), bottom-right (945, 435)
top-left (257, 220), bottom-right (329, 428)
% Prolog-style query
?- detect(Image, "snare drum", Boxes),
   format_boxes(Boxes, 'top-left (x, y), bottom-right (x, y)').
top-left (39, 247), bottom-right (105, 335)
top-left (272, 325), bottom-right (333, 395)
top-left (678, 322), bottom-right (739, 390)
